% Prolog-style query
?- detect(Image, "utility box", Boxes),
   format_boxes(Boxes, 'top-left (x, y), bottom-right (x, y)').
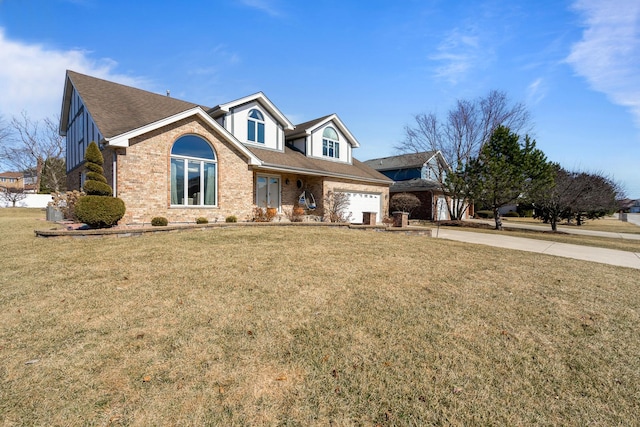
top-left (46, 206), bottom-right (63, 222)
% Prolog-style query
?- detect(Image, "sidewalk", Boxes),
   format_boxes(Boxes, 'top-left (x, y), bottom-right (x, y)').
top-left (433, 228), bottom-right (640, 270)
top-left (466, 219), bottom-right (640, 240)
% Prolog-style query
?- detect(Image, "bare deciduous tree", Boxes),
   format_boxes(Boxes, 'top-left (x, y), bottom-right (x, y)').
top-left (0, 187), bottom-right (27, 207)
top-left (530, 166), bottom-right (624, 230)
top-left (398, 90), bottom-right (532, 220)
top-left (0, 112), bottom-right (66, 192)
top-left (323, 191), bottom-right (350, 222)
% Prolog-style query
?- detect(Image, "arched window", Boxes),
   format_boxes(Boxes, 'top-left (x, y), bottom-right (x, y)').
top-left (322, 126), bottom-right (340, 159)
top-left (247, 109), bottom-right (265, 143)
top-left (170, 135), bottom-right (217, 206)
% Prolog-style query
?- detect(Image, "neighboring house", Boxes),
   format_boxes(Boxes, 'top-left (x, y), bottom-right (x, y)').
top-left (0, 172), bottom-right (24, 191)
top-left (364, 151), bottom-right (470, 220)
top-left (59, 71), bottom-right (391, 225)
top-left (619, 199), bottom-right (640, 214)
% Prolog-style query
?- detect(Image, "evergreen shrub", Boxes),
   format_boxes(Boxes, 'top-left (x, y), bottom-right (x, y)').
top-left (75, 196), bottom-right (126, 228)
top-left (75, 141), bottom-right (126, 228)
top-left (151, 217), bottom-right (168, 226)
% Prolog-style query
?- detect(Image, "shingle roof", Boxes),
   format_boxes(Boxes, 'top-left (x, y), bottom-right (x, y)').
top-left (247, 145), bottom-right (391, 184)
top-left (63, 71), bottom-right (389, 185)
top-left (65, 71), bottom-right (201, 138)
top-left (390, 178), bottom-right (441, 193)
top-left (0, 172), bottom-right (23, 179)
top-left (284, 115), bottom-right (332, 139)
top-left (363, 151), bottom-right (438, 171)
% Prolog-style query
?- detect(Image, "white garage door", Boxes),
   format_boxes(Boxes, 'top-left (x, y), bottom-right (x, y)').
top-left (340, 192), bottom-right (382, 223)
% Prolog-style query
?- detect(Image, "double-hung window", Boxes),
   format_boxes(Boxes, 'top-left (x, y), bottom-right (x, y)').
top-left (170, 135), bottom-right (217, 206)
top-left (247, 109), bottom-right (265, 143)
top-left (322, 127), bottom-right (340, 159)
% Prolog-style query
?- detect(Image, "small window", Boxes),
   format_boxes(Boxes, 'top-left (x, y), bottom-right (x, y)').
top-left (322, 126), bottom-right (340, 159)
top-left (248, 109), bottom-right (265, 144)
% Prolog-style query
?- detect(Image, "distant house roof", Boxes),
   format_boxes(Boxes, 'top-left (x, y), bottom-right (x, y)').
top-left (0, 172), bottom-right (23, 179)
top-left (363, 151), bottom-right (439, 171)
top-left (390, 178), bottom-right (442, 193)
top-left (247, 145), bottom-right (391, 184)
top-left (60, 71), bottom-right (200, 139)
top-left (619, 198), bottom-right (640, 209)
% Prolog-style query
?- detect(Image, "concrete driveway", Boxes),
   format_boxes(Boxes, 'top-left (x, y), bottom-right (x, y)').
top-left (432, 227), bottom-right (640, 270)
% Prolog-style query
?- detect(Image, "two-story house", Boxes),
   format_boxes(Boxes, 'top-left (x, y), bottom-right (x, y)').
top-left (0, 172), bottom-right (24, 191)
top-left (364, 151), bottom-right (465, 221)
top-left (59, 71), bottom-right (391, 225)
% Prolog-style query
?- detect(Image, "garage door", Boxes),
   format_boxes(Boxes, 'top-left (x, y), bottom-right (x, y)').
top-left (340, 192), bottom-right (381, 223)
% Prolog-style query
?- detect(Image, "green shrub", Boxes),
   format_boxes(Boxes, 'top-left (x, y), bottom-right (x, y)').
top-left (151, 217), bottom-right (168, 226)
top-left (76, 141), bottom-right (125, 227)
top-left (517, 205), bottom-right (534, 217)
top-left (476, 210), bottom-right (494, 219)
top-left (225, 215), bottom-right (238, 223)
top-left (85, 171), bottom-right (107, 184)
top-left (83, 180), bottom-right (112, 197)
top-left (196, 217), bottom-right (208, 224)
top-left (75, 196), bottom-right (126, 228)
top-left (504, 210), bottom-right (520, 217)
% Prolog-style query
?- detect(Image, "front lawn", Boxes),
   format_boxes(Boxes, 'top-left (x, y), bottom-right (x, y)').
top-left (1, 208), bottom-right (639, 425)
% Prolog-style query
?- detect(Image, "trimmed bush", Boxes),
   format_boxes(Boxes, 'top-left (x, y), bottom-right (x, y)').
top-left (225, 215), bottom-right (238, 223)
top-left (151, 216), bottom-right (168, 226)
top-left (390, 192), bottom-right (421, 214)
top-left (75, 196), bottom-right (126, 228)
top-left (75, 141), bottom-right (125, 228)
top-left (504, 210), bottom-right (520, 217)
top-left (83, 180), bottom-right (113, 197)
top-left (196, 217), bottom-right (208, 224)
top-left (85, 171), bottom-right (107, 184)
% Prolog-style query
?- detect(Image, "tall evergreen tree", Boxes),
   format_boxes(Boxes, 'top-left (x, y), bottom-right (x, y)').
top-left (468, 126), bottom-right (552, 230)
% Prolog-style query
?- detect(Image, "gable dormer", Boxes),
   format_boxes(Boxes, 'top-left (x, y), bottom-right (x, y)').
top-left (208, 92), bottom-right (294, 152)
top-left (285, 114), bottom-right (359, 164)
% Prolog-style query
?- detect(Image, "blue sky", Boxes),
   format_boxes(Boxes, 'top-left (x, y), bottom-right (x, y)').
top-left (1, 0), bottom-right (639, 198)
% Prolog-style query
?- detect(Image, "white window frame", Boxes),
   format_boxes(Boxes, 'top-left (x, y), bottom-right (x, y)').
top-left (170, 136), bottom-right (218, 208)
top-left (255, 173), bottom-right (281, 210)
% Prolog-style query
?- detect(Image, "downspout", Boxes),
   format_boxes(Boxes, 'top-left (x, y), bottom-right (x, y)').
top-left (112, 148), bottom-right (117, 197)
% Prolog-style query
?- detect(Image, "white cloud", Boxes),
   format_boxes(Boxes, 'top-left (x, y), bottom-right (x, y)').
top-left (238, 0), bottom-right (281, 17)
top-left (566, 0), bottom-right (640, 126)
top-left (0, 28), bottom-right (144, 121)
top-left (526, 77), bottom-right (547, 105)
top-left (430, 28), bottom-right (485, 85)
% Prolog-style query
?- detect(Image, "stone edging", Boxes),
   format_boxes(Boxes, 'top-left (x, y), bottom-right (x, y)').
top-left (34, 222), bottom-right (431, 238)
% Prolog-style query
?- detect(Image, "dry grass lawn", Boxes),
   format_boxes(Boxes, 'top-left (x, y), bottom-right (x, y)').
top-left (1, 208), bottom-right (639, 426)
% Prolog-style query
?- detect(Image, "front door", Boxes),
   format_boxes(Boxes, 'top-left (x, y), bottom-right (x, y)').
top-left (256, 175), bottom-right (280, 209)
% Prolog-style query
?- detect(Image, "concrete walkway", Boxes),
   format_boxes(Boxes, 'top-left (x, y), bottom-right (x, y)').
top-left (432, 227), bottom-right (640, 270)
top-left (466, 219), bottom-right (640, 240)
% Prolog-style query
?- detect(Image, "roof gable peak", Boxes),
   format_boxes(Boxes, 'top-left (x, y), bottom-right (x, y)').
top-left (210, 92), bottom-right (294, 130)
